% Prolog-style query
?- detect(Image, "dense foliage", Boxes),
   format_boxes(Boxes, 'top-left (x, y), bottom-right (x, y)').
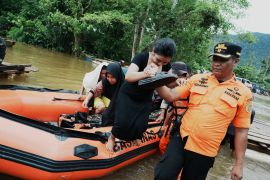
top-left (0, 0), bottom-right (247, 62)
top-left (1, 0), bottom-right (269, 92)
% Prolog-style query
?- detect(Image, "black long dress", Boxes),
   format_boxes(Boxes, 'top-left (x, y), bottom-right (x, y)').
top-left (112, 52), bottom-right (171, 141)
top-left (101, 63), bottom-right (125, 126)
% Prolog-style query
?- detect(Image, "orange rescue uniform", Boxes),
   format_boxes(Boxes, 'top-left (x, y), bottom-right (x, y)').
top-left (175, 73), bottom-right (253, 157)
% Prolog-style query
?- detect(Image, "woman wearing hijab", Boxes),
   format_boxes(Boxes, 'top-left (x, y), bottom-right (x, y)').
top-left (78, 62), bottom-right (108, 100)
top-left (82, 63), bottom-right (125, 117)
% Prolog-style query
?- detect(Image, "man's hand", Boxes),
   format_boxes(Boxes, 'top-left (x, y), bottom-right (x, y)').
top-left (231, 127), bottom-right (248, 180)
top-left (231, 164), bottom-right (243, 180)
top-left (176, 78), bottom-right (187, 86)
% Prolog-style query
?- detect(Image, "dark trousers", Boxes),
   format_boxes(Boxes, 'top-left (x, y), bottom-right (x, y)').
top-left (154, 132), bottom-right (215, 180)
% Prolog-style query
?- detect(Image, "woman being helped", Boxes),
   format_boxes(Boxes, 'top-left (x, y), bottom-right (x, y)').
top-left (79, 63), bottom-right (108, 113)
top-left (106, 38), bottom-right (177, 151)
top-left (82, 63), bottom-right (125, 119)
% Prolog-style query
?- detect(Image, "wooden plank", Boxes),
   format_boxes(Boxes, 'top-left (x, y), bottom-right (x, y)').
top-left (248, 142), bottom-right (270, 155)
top-left (258, 143), bottom-right (268, 148)
top-left (1, 70), bottom-right (20, 74)
top-left (1, 62), bottom-right (31, 66)
top-left (248, 135), bottom-right (270, 146)
top-left (16, 64), bottom-right (32, 67)
top-left (248, 131), bottom-right (270, 139)
top-left (248, 134), bottom-right (270, 143)
top-left (3, 38), bottom-right (16, 47)
top-left (0, 62), bottom-right (37, 75)
top-left (253, 120), bottom-right (270, 127)
top-left (250, 128), bottom-right (270, 134)
top-left (0, 65), bottom-right (24, 71)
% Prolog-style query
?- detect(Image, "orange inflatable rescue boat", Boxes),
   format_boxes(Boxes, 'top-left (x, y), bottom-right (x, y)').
top-left (0, 85), bottom-right (162, 179)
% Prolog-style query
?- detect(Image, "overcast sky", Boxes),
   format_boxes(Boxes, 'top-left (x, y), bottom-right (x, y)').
top-left (230, 0), bottom-right (270, 34)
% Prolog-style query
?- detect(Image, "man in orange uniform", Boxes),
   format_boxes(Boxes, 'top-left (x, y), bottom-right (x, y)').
top-left (155, 42), bottom-right (253, 180)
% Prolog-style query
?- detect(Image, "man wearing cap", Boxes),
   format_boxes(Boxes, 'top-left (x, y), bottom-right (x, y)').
top-left (156, 61), bottom-right (190, 155)
top-left (155, 42), bottom-right (253, 180)
top-left (156, 61), bottom-right (189, 123)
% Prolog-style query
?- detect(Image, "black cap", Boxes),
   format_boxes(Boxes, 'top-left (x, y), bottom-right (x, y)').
top-left (209, 42), bottom-right (242, 59)
top-left (171, 62), bottom-right (188, 77)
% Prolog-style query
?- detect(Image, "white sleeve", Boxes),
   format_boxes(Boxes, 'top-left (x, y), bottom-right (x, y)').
top-left (160, 99), bottom-right (169, 109)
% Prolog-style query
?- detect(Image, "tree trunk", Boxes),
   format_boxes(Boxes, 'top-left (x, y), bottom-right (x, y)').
top-left (172, 0), bottom-right (178, 10)
top-left (263, 60), bottom-right (270, 78)
top-left (247, 53), bottom-right (255, 66)
top-left (138, 25), bottom-right (145, 48)
top-left (138, 6), bottom-right (149, 48)
top-left (261, 58), bottom-right (270, 81)
top-left (131, 23), bottom-right (139, 61)
top-left (73, 33), bottom-right (81, 57)
top-left (131, 4), bottom-right (150, 61)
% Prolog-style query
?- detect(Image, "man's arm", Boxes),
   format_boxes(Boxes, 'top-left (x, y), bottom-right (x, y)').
top-left (156, 86), bottom-right (181, 102)
top-left (231, 127), bottom-right (249, 180)
top-left (82, 81), bottom-right (103, 108)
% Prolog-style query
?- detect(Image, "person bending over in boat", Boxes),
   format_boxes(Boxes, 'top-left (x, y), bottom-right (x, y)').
top-left (82, 63), bottom-right (125, 125)
top-left (156, 61), bottom-right (190, 123)
top-left (157, 61), bottom-right (191, 155)
top-left (106, 38), bottom-right (177, 151)
top-left (78, 62), bottom-right (108, 110)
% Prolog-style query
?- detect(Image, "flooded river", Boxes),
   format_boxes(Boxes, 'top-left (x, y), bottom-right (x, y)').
top-left (1, 43), bottom-right (270, 180)
top-left (1, 43), bottom-right (92, 90)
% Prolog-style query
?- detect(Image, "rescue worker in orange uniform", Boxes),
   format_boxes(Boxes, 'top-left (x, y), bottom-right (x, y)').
top-left (154, 42), bottom-right (253, 180)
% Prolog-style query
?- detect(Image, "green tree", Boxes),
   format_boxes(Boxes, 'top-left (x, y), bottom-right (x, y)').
top-left (0, 0), bottom-right (29, 36)
top-left (238, 32), bottom-right (257, 66)
top-left (2, 0), bottom-right (250, 63)
top-left (260, 57), bottom-right (270, 80)
top-left (234, 65), bottom-right (257, 82)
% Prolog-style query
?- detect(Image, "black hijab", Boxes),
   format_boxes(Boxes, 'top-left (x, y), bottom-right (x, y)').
top-left (101, 63), bottom-right (125, 126)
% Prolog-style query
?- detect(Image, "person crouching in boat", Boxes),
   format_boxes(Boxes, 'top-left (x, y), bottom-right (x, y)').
top-left (82, 63), bottom-right (125, 126)
top-left (157, 62), bottom-right (191, 155)
top-left (78, 62), bottom-right (108, 112)
top-left (156, 61), bottom-right (190, 123)
top-left (106, 38), bottom-right (177, 151)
